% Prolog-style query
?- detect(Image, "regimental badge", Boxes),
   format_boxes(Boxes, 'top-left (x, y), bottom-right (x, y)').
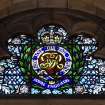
top-left (19, 25), bottom-right (84, 90)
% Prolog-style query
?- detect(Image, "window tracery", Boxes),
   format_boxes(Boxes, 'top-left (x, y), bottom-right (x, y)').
top-left (0, 24), bottom-right (105, 96)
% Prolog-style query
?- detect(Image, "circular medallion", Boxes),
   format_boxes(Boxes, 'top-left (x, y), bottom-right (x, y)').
top-left (32, 46), bottom-right (72, 79)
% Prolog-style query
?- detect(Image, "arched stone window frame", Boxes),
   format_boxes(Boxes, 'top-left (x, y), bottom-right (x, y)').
top-left (0, 9), bottom-right (105, 98)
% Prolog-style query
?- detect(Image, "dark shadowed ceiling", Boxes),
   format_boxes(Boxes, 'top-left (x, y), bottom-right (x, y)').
top-left (0, 0), bottom-right (105, 19)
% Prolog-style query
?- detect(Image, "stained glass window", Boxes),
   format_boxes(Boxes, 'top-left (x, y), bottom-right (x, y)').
top-left (0, 24), bottom-right (105, 97)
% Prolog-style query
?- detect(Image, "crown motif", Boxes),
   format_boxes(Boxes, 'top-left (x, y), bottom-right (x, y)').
top-left (37, 25), bottom-right (67, 45)
top-left (41, 34), bottom-right (62, 44)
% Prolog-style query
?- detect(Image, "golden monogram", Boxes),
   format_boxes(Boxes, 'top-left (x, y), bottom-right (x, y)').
top-left (38, 51), bottom-right (65, 75)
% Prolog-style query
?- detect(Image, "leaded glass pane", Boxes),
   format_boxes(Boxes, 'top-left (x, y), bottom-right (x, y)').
top-left (0, 24), bottom-right (105, 97)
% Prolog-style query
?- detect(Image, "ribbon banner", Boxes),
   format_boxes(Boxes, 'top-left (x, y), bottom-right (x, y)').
top-left (32, 78), bottom-right (72, 89)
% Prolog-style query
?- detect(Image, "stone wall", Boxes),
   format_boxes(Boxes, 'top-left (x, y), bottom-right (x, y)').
top-left (0, 0), bottom-right (105, 19)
